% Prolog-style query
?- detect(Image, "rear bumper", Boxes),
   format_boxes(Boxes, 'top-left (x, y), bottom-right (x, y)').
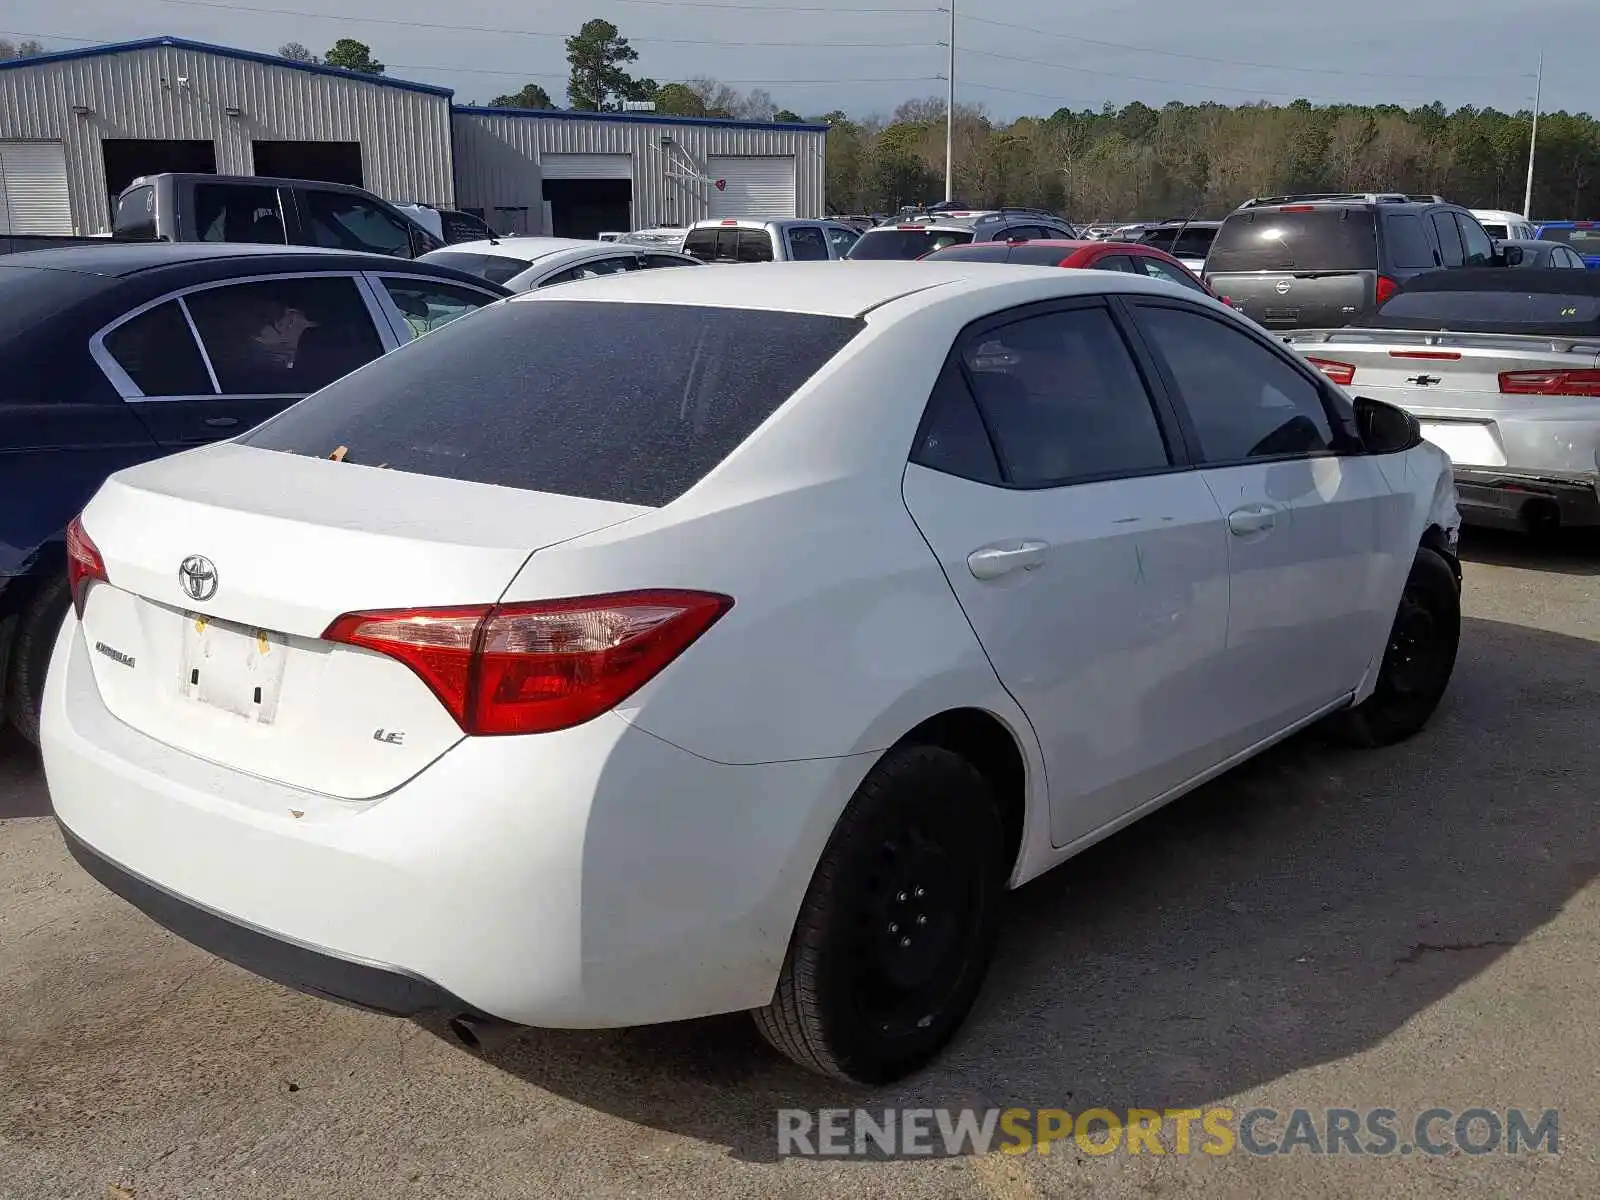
top-left (1452, 466), bottom-right (1600, 529)
top-left (59, 823), bottom-right (476, 1017)
top-left (43, 615), bottom-right (871, 1027)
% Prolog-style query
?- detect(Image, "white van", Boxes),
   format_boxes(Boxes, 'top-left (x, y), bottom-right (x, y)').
top-left (1470, 209), bottom-right (1535, 241)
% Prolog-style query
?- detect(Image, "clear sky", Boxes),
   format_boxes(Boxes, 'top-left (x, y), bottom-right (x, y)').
top-left (2, 0), bottom-right (1584, 120)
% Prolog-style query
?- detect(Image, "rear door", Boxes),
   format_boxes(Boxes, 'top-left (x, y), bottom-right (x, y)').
top-left (1127, 298), bottom-right (1407, 744)
top-left (899, 298), bottom-right (1233, 847)
top-left (1204, 207), bottom-right (1378, 329)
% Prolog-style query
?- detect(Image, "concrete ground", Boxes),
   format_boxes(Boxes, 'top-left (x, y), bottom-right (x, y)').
top-left (2, 528), bottom-right (1597, 1199)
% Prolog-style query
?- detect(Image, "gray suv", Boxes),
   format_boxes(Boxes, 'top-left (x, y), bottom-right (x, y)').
top-left (847, 208), bottom-right (1078, 260)
top-left (1204, 193), bottom-right (1503, 330)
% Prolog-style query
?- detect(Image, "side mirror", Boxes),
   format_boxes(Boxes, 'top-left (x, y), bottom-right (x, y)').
top-left (1500, 245), bottom-right (1524, 267)
top-left (1353, 394), bottom-right (1423, 454)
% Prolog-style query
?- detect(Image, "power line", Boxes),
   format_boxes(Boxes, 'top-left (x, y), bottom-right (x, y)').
top-left (156, 0), bottom-right (937, 47)
top-left (958, 47), bottom-right (1530, 107)
top-left (957, 13), bottom-right (1534, 85)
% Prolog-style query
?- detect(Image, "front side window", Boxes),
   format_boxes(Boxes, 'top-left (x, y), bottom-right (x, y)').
top-left (786, 225), bottom-right (829, 261)
top-left (302, 190), bottom-right (412, 257)
top-left (195, 183), bottom-right (286, 245)
top-left (1134, 304), bottom-right (1335, 463)
top-left (959, 306), bottom-right (1172, 487)
top-left (183, 275), bottom-right (383, 395)
top-left (1431, 212), bottom-right (1465, 266)
top-left (103, 301), bottom-right (213, 396)
top-left (1456, 215), bottom-right (1496, 267)
top-left (380, 278), bottom-right (497, 340)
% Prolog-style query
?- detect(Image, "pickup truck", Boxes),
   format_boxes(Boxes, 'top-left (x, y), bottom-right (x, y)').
top-left (0, 173), bottom-right (446, 259)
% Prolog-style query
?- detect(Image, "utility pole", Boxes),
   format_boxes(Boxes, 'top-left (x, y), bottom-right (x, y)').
top-left (1523, 51), bottom-right (1542, 218)
top-left (945, 0), bottom-right (955, 202)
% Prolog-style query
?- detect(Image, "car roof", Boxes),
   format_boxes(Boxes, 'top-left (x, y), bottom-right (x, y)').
top-left (435, 236), bottom-right (596, 258)
top-left (505, 259), bottom-right (1187, 318)
top-left (0, 241), bottom-right (432, 277)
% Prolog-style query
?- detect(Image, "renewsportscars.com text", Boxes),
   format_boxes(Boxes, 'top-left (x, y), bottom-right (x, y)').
top-left (776, 1106), bottom-right (1559, 1159)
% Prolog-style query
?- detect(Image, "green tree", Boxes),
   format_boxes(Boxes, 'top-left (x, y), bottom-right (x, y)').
top-left (774, 108), bottom-right (803, 123)
top-left (0, 38), bottom-right (45, 59)
top-left (277, 42), bottom-right (319, 64)
top-left (653, 83), bottom-right (708, 118)
top-left (565, 19), bottom-right (644, 111)
top-left (323, 39), bottom-right (384, 75)
top-left (489, 82), bottom-right (555, 109)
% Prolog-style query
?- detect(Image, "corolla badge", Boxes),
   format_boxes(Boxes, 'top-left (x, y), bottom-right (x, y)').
top-left (1274, 279), bottom-right (1293, 295)
top-left (178, 555), bottom-right (218, 602)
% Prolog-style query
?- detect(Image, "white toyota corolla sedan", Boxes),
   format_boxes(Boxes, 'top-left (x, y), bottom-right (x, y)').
top-left (44, 262), bottom-right (1462, 1084)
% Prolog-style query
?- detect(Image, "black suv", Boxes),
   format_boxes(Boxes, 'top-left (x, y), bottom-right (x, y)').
top-left (1203, 193), bottom-right (1503, 330)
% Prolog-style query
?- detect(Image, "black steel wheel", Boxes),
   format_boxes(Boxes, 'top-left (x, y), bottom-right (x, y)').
top-left (752, 744), bottom-right (1006, 1084)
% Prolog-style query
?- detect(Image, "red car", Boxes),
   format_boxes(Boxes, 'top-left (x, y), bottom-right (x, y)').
top-left (922, 238), bottom-right (1218, 298)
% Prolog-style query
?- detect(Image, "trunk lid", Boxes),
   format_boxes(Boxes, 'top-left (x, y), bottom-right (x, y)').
top-left (1208, 269), bottom-right (1373, 330)
top-left (77, 441), bottom-right (650, 799)
top-left (1286, 328), bottom-right (1600, 467)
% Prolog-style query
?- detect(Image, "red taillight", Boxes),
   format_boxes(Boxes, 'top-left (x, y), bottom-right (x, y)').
top-left (1388, 349), bottom-right (1461, 360)
top-left (1375, 275), bottom-right (1399, 305)
top-left (322, 590), bottom-right (733, 736)
top-left (1278, 205), bottom-right (1315, 212)
top-left (1498, 369), bottom-right (1600, 397)
top-left (1304, 356), bottom-right (1356, 386)
top-left (1575, 221), bottom-right (1594, 230)
top-left (65, 515), bottom-right (107, 618)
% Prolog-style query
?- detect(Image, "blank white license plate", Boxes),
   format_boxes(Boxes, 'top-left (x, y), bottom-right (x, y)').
top-left (180, 613), bottom-right (288, 724)
top-left (1420, 421), bottom-right (1505, 468)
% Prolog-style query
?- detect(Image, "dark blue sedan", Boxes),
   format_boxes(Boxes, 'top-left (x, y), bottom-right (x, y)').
top-left (0, 242), bottom-right (507, 744)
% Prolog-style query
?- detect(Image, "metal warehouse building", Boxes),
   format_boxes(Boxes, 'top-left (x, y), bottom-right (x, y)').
top-left (451, 108), bottom-right (827, 238)
top-left (0, 36), bottom-right (828, 239)
top-left (0, 37), bottom-right (455, 235)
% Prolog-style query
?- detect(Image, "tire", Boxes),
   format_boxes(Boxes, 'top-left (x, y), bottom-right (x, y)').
top-left (752, 744), bottom-right (1006, 1084)
top-left (1330, 547), bottom-right (1460, 748)
top-left (6, 574), bottom-right (70, 747)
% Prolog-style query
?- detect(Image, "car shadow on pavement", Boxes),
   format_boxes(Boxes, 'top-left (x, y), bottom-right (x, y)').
top-left (433, 614), bottom-right (1600, 1162)
top-left (0, 729), bottom-right (49, 818)
top-left (1460, 526), bottom-right (1600, 575)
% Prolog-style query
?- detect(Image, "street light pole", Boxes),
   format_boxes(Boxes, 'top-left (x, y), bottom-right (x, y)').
top-left (1523, 51), bottom-right (1542, 218)
top-left (945, 0), bottom-right (955, 202)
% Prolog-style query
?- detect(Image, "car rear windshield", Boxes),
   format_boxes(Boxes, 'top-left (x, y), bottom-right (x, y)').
top-left (419, 251), bottom-right (533, 285)
top-left (240, 299), bottom-right (865, 507)
top-left (1538, 227), bottom-right (1600, 255)
top-left (1206, 208), bottom-right (1377, 273)
top-left (0, 264), bottom-right (105, 341)
top-left (1372, 289), bottom-right (1600, 334)
top-left (849, 228), bottom-right (976, 260)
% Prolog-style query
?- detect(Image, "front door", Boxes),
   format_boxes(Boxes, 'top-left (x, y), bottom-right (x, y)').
top-left (901, 299), bottom-right (1232, 848)
top-left (1126, 298), bottom-right (1407, 746)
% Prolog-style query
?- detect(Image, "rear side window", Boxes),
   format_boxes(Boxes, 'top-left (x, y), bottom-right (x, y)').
top-left (1457, 216), bottom-right (1496, 267)
top-left (786, 226), bottom-right (829, 261)
top-left (1206, 209), bottom-right (1377, 273)
top-left (184, 276), bottom-right (383, 395)
top-left (849, 229), bottom-right (975, 259)
top-left (1383, 213), bottom-right (1436, 269)
top-left (240, 300), bottom-right (865, 507)
top-left (103, 301), bottom-right (213, 396)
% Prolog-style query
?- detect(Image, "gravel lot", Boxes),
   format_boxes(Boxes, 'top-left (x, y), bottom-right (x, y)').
top-left (3, 528), bottom-right (1598, 1199)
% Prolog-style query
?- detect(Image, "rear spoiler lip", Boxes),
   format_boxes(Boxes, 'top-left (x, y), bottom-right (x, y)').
top-left (1284, 327), bottom-right (1600, 354)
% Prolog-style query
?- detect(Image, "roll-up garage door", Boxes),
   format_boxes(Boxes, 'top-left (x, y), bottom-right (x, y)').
top-left (707, 156), bottom-right (796, 220)
top-left (0, 140), bottom-right (72, 235)
top-left (539, 153), bottom-right (633, 179)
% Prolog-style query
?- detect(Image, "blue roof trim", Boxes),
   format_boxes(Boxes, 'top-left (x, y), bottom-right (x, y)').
top-left (0, 36), bottom-right (454, 98)
top-left (453, 105), bottom-right (828, 133)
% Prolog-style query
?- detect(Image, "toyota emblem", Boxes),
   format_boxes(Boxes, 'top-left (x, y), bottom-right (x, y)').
top-left (178, 555), bottom-right (218, 602)
top-left (1274, 279), bottom-right (1292, 295)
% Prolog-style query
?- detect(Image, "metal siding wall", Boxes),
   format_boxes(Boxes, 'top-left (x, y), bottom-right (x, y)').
top-left (0, 46), bottom-right (454, 233)
top-left (452, 112), bottom-right (826, 232)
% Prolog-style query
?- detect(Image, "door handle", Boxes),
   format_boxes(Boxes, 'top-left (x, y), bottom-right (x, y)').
top-left (204, 416), bottom-right (240, 429)
top-left (1227, 505), bottom-right (1278, 536)
top-left (967, 540), bottom-right (1048, 581)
